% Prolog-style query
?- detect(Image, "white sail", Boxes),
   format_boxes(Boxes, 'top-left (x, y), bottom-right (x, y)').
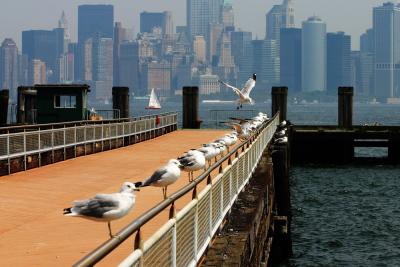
top-left (147, 88), bottom-right (161, 109)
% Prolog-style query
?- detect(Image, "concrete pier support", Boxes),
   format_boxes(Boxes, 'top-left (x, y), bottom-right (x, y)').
top-left (0, 89), bottom-right (9, 126)
top-left (271, 87), bottom-right (288, 123)
top-left (112, 87), bottom-right (130, 119)
top-left (182, 86), bottom-right (201, 129)
top-left (338, 87), bottom-right (353, 129)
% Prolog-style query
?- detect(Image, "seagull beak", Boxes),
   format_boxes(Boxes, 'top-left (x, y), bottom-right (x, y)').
top-left (134, 188), bottom-right (140, 192)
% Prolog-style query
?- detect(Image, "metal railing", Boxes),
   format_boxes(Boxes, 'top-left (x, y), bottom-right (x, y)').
top-left (74, 112), bottom-right (280, 267)
top-left (0, 112), bottom-right (178, 174)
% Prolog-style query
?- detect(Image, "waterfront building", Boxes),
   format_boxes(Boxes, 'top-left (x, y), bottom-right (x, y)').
top-left (301, 16), bottom-right (326, 92)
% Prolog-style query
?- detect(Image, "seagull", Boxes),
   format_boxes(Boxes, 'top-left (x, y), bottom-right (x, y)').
top-left (197, 145), bottom-right (219, 168)
top-left (219, 73), bottom-right (257, 109)
top-left (275, 129), bottom-right (286, 138)
top-left (215, 133), bottom-right (238, 152)
top-left (275, 136), bottom-right (288, 144)
top-left (63, 182), bottom-right (139, 238)
top-left (136, 159), bottom-right (183, 199)
top-left (224, 121), bottom-right (252, 140)
top-left (178, 150), bottom-right (206, 182)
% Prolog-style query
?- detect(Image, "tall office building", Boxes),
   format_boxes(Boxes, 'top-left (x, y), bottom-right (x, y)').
top-left (252, 39), bottom-right (280, 89)
top-left (77, 5), bottom-right (114, 81)
top-left (0, 39), bottom-right (19, 101)
top-left (265, 0), bottom-right (295, 42)
top-left (231, 31), bottom-right (253, 86)
top-left (119, 41), bottom-right (140, 95)
top-left (58, 11), bottom-right (71, 52)
top-left (280, 28), bottom-right (301, 93)
top-left (22, 29), bottom-right (65, 82)
top-left (113, 22), bottom-right (130, 86)
top-left (301, 16), bottom-right (326, 92)
top-left (222, 2), bottom-right (235, 31)
top-left (359, 29), bottom-right (375, 96)
top-left (163, 11), bottom-right (174, 35)
top-left (140, 12), bottom-right (164, 33)
top-left (327, 32), bottom-right (351, 94)
top-left (373, 2), bottom-right (400, 101)
top-left (92, 36), bottom-right (113, 101)
top-left (187, 0), bottom-right (224, 40)
top-left (31, 59), bottom-right (46, 84)
top-left (193, 36), bottom-right (207, 64)
top-left (141, 61), bottom-right (171, 97)
top-left (199, 74), bottom-right (220, 95)
top-left (360, 29), bottom-right (374, 54)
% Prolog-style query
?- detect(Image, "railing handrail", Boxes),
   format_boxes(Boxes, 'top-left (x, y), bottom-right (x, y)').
top-left (0, 111), bottom-right (178, 133)
top-left (73, 112), bottom-right (279, 267)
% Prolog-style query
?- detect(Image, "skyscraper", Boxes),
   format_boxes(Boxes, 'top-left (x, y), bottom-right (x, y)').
top-left (77, 5), bottom-right (114, 81)
top-left (373, 2), bottom-right (400, 101)
top-left (92, 36), bottom-right (113, 101)
top-left (0, 39), bottom-right (19, 101)
top-left (187, 0), bottom-right (224, 40)
top-left (222, 2), bottom-right (235, 31)
top-left (22, 29), bottom-right (64, 83)
top-left (119, 41), bottom-right (140, 95)
top-left (58, 11), bottom-right (71, 53)
top-left (265, 0), bottom-right (295, 42)
top-left (280, 28), bottom-right (301, 93)
top-left (231, 31), bottom-right (253, 86)
top-left (140, 12), bottom-right (164, 33)
top-left (327, 32), bottom-right (351, 94)
top-left (193, 36), bottom-right (206, 64)
top-left (252, 39), bottom-right (280, 90)
top-left (301, 16), bottom-right (326, 92)
top-left (360, 29), bottom-right (374, 54)
top-left (113, 22), bottom-right (130, 86)
top-left (359, 29), bottom-right (375, 96)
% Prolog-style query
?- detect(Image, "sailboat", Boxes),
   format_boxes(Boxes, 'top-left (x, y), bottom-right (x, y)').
top-left (145, 88), bottom-right (161, 109)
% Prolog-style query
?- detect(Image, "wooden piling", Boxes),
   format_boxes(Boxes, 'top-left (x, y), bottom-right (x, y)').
top-left (338, 87), bottom-right (353, 129)
top-left (183, 86), bottom-right (201, 129)
top-left (271, 87), bottom-right (288, 123)
top-left (112, 87), bottom-right (130, 119)
top-left (271, 142), bottom-right (292, 260)
top-left (0, 89), bottom-right (9, 126)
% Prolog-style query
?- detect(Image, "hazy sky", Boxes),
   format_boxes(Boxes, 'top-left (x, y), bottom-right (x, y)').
top-left (0, 0), bottom-right (394, 50)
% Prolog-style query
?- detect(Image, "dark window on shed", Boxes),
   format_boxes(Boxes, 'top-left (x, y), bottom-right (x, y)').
top-left (54, 95), bottom-right (77, 108)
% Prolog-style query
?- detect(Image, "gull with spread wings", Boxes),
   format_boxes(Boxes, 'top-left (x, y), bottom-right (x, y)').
top-left (219, 73), bottom-right (257, 109)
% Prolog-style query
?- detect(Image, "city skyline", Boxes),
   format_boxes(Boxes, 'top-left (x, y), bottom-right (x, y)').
top-left (0, 0), bottom-right (393, 50)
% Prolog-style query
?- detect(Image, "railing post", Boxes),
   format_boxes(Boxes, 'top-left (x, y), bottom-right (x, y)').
top-left (23, 130), bottom-right (27, 171)
top-left (7, 133), bottom-right (10, 175)
top-left (169, 202), bottom-right (177, 267)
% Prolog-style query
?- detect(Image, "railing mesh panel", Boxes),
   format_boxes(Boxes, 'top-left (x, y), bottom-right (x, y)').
top-left (143, 227), bottom-right (173, 267)
top-left (176, 208), bottom-right (196, 267)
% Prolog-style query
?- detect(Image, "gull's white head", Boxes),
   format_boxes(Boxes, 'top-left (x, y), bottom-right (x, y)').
top-left (120, 182), bottom-right (140, 193)
top-left (169, 159), bottom-right (183, 168)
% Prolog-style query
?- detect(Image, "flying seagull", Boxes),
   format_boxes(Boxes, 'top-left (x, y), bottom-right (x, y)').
top-left (63, 182), bottom-right (139, 238)
top-left (219, 73), bottom-right (257, 109)
top-left (136, 159), bottom-right (183, 199)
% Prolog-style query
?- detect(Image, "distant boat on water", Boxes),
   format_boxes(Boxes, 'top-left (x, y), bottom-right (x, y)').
top-left (145, 88), bottom-right (161, 109)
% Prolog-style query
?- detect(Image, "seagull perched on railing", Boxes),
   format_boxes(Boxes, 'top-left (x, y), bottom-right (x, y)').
top-left (214, 133), bottom-right (238, 153)
top-left (63, 182), bottom-right (139, 238)
top-left (219, 73), bottom-right (257, 109)
top-left (178, 150), bottom-right (206, 182)
top-left (136, 159), bottom-right (183, 199)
